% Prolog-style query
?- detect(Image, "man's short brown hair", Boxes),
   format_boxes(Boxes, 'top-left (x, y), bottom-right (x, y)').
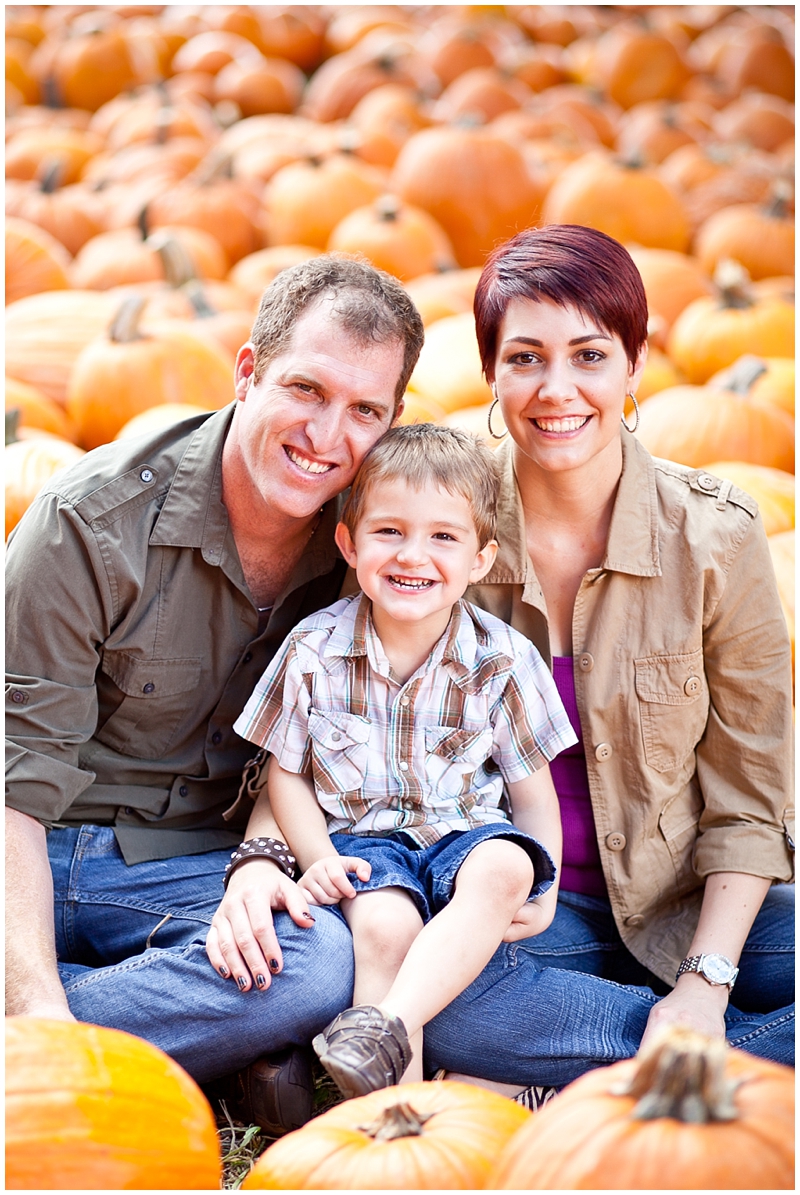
top-left (250, 255), bottom-right (425, 411)
top-left (340, 423), bottom-right (500, 548)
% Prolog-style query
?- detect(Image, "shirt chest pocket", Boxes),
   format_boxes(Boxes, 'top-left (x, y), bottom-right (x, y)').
top-left (634, 649), bottom-right (709, 773)
top-left (96, 653), bottom-right (203, 759)
top-left (424, 725), bottom-right (495, 794)
top-left (308, 709), bottom-right (370, 796)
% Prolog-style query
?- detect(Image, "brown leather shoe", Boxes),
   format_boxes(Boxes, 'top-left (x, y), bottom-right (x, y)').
top-left (202, 1046), bottom-right (315, 1138)
top-left (312, 1005), bottom-right (411, 1100)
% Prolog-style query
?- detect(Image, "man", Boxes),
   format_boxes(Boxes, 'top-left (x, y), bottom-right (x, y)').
top-left (5, 256), bottom-right (424, 1135)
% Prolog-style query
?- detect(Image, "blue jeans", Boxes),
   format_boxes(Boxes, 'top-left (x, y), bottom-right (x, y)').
top-left (48, 826), bottom-right (355, 1083)
top-left (424, 886), bottom-right (794, 1086)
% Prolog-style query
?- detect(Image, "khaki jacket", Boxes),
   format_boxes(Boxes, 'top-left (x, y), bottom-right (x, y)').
top-left (466, 434), bottom-right (794, 984)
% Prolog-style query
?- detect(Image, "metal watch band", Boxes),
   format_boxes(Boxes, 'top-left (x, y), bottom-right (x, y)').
top-left (675, 953), bottom-right (737, 989)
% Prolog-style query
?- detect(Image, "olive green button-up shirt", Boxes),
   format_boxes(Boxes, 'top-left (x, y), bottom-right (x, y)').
top-left (466, 434), bottom-right (794, 984)
top-left (6, 406), bottom-right (347, 864)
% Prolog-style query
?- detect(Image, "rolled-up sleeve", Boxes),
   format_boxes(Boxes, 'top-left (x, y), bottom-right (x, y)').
top-left (6, 494), bottom-right (114, 822)
top-left (694, 513), bottom-right (794, 880)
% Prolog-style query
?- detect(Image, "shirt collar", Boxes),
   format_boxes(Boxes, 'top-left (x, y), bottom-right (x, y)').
top-left (486, 432), bottom-right (661, 586)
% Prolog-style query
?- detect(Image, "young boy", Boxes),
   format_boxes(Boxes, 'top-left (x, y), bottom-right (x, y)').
top-left (233, 424), bottom-right (577, 1100)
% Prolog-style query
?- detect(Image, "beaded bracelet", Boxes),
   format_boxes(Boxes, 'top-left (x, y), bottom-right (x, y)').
top-left (223, 837), bottom-right (297, 888)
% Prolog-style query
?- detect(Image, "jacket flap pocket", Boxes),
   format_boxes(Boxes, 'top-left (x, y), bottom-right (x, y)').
top-left (634, 649), bottom-right (705, 706)
top-left (101, 653), bottom-right (202, 698)
top-left (308, 709), bottom-right (371, 749)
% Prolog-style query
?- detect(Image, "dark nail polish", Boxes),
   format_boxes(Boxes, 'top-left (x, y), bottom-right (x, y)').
top-left (256, 974), bottom-right (267, 989)
top-left (218, 965), bottom-right (229, 978)
top-left (304, 912), bottom-right (315, 922)
top-left (269, 958), bottom-right (280, 973)
top-left (237, 975), bottom-right (248, 990)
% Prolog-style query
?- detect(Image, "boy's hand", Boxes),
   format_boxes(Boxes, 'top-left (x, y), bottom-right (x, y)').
top-left (206, 858), bottom-right (316, 992)
top-left (298, 855), bottom-right (372, 905)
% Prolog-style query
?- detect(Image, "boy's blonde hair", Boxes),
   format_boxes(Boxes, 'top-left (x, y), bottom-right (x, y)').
top-left (340, 423), bottom-right (499, 548)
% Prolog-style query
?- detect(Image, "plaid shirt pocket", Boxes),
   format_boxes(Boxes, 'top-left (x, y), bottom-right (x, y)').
top-left (308, 709), bottom-right (370, 796)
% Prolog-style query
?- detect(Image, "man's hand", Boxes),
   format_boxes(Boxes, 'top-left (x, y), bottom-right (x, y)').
top-left (206, 858), bottom-right (316, 993)
top-left (640, 974), bottom-right (728, 1050)
top-left (297, 855), bottom-right (371, 906)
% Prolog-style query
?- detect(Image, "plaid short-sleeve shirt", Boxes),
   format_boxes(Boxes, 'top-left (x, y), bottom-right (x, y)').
top-left (234, 592), bottom-right (577, 846)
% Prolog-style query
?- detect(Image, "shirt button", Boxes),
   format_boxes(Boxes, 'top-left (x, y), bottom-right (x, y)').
top-left (399, 697), bottom-right (410, 707)
top-left (595, 742), bottom-right (613, 761)
top-left (212, 730), bottom-right (222, 745)
top-left (684, 676), bottom-right (701, 696)
top-left (399, 761), bottom-right (409, 771)
top-left (625, 913), bottom-right (644, 927)
top-left (10, 690), bottom-right (25, 703)
top-left (579, 652), bottom-right (594, 672)
top-left (179, 785), bottom-right (188, 798)
top-left (125, 807), bottom-right (134, 815)
top-left (142, 682), bottom-right (155, 694)
top-left (697, 473), bottom-right (717, 492)
top-left (331, 731), bottom-right (342, 742)
top-left (605, 832), bottom-right (627, 851)
top-left (140, 468), bottom-right (154, 483)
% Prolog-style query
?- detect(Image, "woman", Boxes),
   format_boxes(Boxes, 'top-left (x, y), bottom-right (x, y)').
top-left (424, 225), bottom-right (794, 1101)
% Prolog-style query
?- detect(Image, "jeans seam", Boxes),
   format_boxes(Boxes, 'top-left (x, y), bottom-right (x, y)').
top-left (727, 1010), bottom-right (795, 1047)
top-left (62, 943), bottom-right (199, 992)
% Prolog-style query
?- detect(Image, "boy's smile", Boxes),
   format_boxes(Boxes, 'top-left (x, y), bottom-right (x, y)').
top-left (335, 477), bottom-right (497, 655)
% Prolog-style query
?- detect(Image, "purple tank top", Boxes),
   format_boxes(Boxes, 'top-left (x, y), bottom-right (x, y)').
top-left (550, 656), bottom-right (607, 897)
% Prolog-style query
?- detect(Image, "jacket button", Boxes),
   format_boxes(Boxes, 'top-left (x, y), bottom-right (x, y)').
top-left (140, 468), bottom-right (154, 483)
top-left (697, 473), bottom-right (717, 491)
top-left (625, 913), bottom-right (644, 927)
top-left (142, 682), bottom-right (155, 694)
top-left (179, 785), bottom-right (188, 798)
top-left (579, 652), bottom-right (594, 672)
top-left (595, 742), bottom-right (613, 761)
top-left (211, 730), bottom-right (222, 744)
top-left (10, 690), bottom-right (25, 703)
top-left (605, 832), bottom-right (627, 851)
top-left (684, 676), bottom-right (701, 696)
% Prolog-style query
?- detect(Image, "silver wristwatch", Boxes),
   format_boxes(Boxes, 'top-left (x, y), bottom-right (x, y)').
top-left (676, 953), bottom-right (739, 990)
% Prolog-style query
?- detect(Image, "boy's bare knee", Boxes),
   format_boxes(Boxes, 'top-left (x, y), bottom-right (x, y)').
top-left (457, 839), bottom-right (534, 903)
top-left (347, 890), bottom-right (424, 969)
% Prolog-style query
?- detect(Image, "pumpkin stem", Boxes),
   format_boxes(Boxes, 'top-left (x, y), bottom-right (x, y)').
top-left (713, 259), bottom-right (754, 310)
top-left (192, 150), bottom-right (235, 186)
top-left (714, 355), bottom-right (769, 396)
top-left (610, 1027), bottom-right (741, 1124)
top-left (108, 296), bottom-right (148, 344)
top-left (767, 180), bottom-right (793, 220)
top-left (358, 1103), bottom-right (434, 1142)
top-left (137, 205), bottom-right (150, 241)
top-left (6, 408), bottom-right (21, 446)
top-left (375, 194), bottom-right (402, 222)
top-left (149, 234), bottom-right (198, 289)
top-left (36, 158), bottom-right (65, 194)
top-left (183, 279), bottom-right (219, 318)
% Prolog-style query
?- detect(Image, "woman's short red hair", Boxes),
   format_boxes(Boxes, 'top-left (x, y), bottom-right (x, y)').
top-left (474, 224), bottom-right (648, 377)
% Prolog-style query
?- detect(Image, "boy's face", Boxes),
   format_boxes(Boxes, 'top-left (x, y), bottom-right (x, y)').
top-left (335, 477), bottom-right (497, 636)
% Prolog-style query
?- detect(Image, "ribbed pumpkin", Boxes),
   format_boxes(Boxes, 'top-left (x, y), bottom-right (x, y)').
top-left (543, 152), bottom-right (691, 252)
top-left (70, 224), bottom-right (229, 291)
top-left (328, 194), bottom-right (457, 281)
top-left (636, 344), bottom-right (684, 402)
top-left (242, 1081), bottom-right (529, 1190)
top-left (66, 295), bottom-right (235, 450)
top-left (635, 384), bottom-right (794, 473)
top-left (391, 125), bottom-right (543, 268)
top-left (694, 191), bottom-right (795, 282)
top-left (5, 289), bottom-right (119, 407)
top-left (6, 216), bottom-right (72, 305)
top-left (667, 263), bottom-right (795, 385)
top-left (487, 1027), bottom-right (794, 1190)
top-left (5, 168), bottom-right (106, 257)
top-left (5, 435), bottom-right (85, 539)
top-left (626, 247), bottom-right (713, 349)
top-left (146, 154), bottom-right (264, 264)
top-left (6, 376), bottom-right (77, 443)
top-left (29, 21), bottom-right (159, 110)
top-left (403, 267), bottom-right (483, 327)
top-left (5, 1016), bottom-right (222, 1190)
top-left (212, 53), bottom-right (306, 118)
top-left (5, 125), bottom-right (104, 185)
top-left (406, 312), bottom-right (493, 414)
top-left (263, 151), bottom-right (387, 249)
top-left (228, 244), bottom-right (323, 308)
top-left (585, 24), bottom-right (690, 109)
top-left (701, 462), bottom-right (795, 536)
top-left (115, 402), bottom-right (211, 440)
top-left (709, 356), bottom-right (794, 419)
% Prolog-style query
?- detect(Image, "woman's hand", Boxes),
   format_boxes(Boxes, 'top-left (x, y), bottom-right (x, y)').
top-left (206, 858), bottom-right (316, 992)
top-left (297, 855), bottom-right (371, 906)
top-left (640, 973), bottom-right (728, 1049)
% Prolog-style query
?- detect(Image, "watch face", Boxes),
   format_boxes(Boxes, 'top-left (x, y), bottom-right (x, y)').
top-left (702, 954), bottom-right (735, 984)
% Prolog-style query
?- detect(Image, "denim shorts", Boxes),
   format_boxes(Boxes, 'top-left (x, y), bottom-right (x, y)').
top-left (327, 821), bottom-right (555, 924)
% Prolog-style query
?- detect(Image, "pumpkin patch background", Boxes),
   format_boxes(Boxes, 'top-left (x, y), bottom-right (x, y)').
top-left (4, 3), bottom-right (795, 1189)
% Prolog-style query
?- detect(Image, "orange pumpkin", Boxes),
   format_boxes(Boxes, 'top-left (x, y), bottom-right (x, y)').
top-left (5, 377), bottom-right (77, 443)
top-left (5, 435), bottom-right (85, 539)
top-left (701, 462), bottom-right (794, 536)
top-left (694, 191), bottom-right (795, 282)
top-left (28, 20), bottom-right (159, 111)
top-left (626, 247), bottom-right (713, 349)
top-left (66, 295), bottom-right (236, 450)
top-left (585, 24), bottom-right (690, 109)
top-left (397, 392), bottom-right (448, 427)
top-left (635, 384), bottom-right (794, 473)
top-left (667, 265), bottom-right (795, 385)
top-left (212, 53), bottom-right (306, 118)
top-left (6, 216), bottom-right (72, 305)
top-left (5, 125), bottom-right (104, 186)
top-left (146, 155), bottom-right (264, 264)
top-left (443, 401), bottom-right (500, 447)
top-left (5, 1016), bottom-right (222, 1189)
top-left (264, 151), bottom-right (387, 249)
top-left (543, 152), bottom-right (691, 252)
top-left (328, 194), bottom-right (456, 281)
top-left (403, 267), bottom-right (483, 328)
top-left (5, 168), bottom-right (106, 257)
top-left (391, 125), bottom-right (542, 268)
top-left (228, 244), bottom-right (323, 308)
top-left (346, 83), bottom-right (430, 169)
top-left (488, 1027), bottom-right (795, 1189)
top-left (115, 402), bottom-right (211, 440)
top-left (709, 356), bottom-right (794, 419)
top-left (432, 66), bottom-right (533, 125)
top-left (406, 312), bottom-right (493, 414)
top-left (242, 1081), bottom-right (529, 1190)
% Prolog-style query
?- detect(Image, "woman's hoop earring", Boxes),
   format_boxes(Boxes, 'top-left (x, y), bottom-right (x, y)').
top-left (621, 393), bottom-right (640, 434)
top-left (487, 398), bottom-right (508, 440)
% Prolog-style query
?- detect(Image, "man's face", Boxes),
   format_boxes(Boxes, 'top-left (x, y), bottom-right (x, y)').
top-left (228, 300), bottom-right (406, 525)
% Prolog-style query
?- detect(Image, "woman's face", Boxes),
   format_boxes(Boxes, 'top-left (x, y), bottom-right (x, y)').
top-left (492, 297), bottom-right (646, 477)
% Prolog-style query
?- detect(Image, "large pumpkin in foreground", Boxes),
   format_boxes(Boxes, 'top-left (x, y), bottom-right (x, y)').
top-left (243, 1080), bottom-right (529, 1190)
top-left (5, 1017), bottom-right (222, 1190)
top-left (487, 1026), bottom-right (794, 1190)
